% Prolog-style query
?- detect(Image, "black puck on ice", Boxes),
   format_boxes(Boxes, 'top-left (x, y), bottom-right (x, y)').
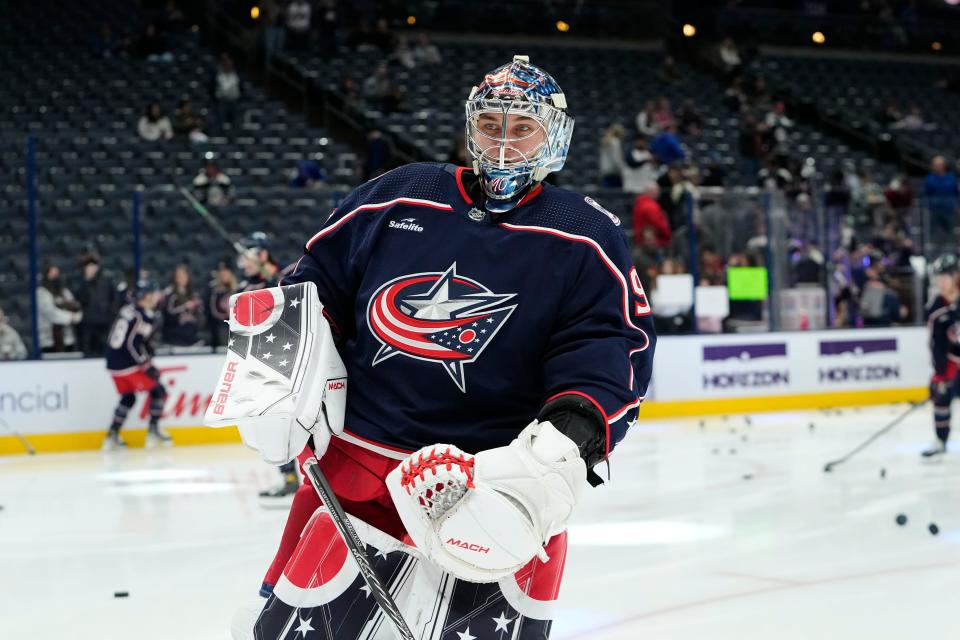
top-left (114, 591), bottom-right (129, 598)
top-left (880, 468), bottom-right (887, 479)
top-left (929, 523), bottom-right (940, 536)
top-left (742, 473), bottom-right (753, 480)
top-left (896, 514), bottom-right (908, 526)
top-left (809, 422), bottom-right (815, 432)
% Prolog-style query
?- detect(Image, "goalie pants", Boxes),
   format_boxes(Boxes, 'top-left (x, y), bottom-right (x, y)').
top-left (255, 437), bottom-right (566, 640)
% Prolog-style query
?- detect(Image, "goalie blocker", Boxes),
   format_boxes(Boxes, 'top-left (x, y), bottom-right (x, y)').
top-left (204, 282), bottom-right (347, 465)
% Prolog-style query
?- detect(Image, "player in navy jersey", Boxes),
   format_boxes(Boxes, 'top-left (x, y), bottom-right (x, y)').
top-left (924, 254), bottom-right (960, 458)
top-left (222, 56), bottom-right (656, 640)
top-left (103, 280), bottom-right (171, 450)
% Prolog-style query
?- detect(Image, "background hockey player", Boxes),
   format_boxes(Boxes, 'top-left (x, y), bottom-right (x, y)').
top-left (103, 279), bottom-right (171, 450)
top-left (209, 55), bottom-right (655, 639)
top-left (924, 253), bottom-right (960, 458)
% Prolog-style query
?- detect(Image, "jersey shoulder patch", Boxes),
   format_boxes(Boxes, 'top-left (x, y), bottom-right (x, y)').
top-left (518, 185), bottom-right (627, 250)
top-left (583, 196), bottom-right (621, 227)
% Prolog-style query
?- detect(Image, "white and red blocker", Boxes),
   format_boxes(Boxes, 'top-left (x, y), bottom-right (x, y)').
top-left (204, 281), bottom-right (348, 465)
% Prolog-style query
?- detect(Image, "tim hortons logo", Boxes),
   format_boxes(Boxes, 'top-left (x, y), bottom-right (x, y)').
top-left (138, 365), bottom-right (215, 421)
top-left (211, 361), bottom-right (239, 416)
top-left (446, 538), bottom-right (490, 554)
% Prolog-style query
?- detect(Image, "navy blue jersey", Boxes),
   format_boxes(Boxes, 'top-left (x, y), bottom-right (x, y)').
top-left (105, 304), bottom-right (158, 372)
top-left (284, 163), bottom-right (656, 457)
top-left (926, 294), bottom-right (960, 377)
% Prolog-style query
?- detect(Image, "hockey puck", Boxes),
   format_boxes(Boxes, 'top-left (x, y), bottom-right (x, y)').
top-left (929, 523), bottom-right (940, 536)
top-left (880, 468), bottom-right (887, 479)
top-left (809, 422), bottom-right (816, 432)
top-left (742, 473), bottom-right (753, 480)
top-left (896, 514), bottom-right (908, 526)
top-left (114, 591), bottom-right (129, 598)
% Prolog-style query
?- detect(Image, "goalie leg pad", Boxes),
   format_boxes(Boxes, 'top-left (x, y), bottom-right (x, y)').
top-left (255, 509), bottom-right (419, 640)
top-left (204, 282), bottom-right (348, 465)
top-left (402, 532), bottom-right (567, 640)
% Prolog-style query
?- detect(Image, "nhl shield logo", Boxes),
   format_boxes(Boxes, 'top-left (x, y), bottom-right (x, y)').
top-left (366, 263), bottom-right (517, 392)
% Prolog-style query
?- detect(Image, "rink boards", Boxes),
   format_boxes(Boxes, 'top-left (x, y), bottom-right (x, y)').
top-left (0, 327), bottom-right (929, 454)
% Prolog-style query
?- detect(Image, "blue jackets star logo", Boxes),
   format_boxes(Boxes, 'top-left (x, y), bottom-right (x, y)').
top-left (367, 263), bottom-right (517, 392)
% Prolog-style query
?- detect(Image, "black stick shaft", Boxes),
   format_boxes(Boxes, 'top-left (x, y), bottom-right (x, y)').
top-left (302, 457), bottom-right (415, 640)
top-left (823, 400), bottom-right (927, 471)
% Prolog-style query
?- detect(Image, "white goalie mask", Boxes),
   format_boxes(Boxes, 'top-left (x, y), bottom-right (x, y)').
top-left (465, 55), bottom-right (575, 213)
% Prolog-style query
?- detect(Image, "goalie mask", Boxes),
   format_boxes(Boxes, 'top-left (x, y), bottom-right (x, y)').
top-left (465, 55), bottom-right (575, 213)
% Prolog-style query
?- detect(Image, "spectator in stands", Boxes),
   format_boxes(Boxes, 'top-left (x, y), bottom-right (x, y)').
top-left (850, 167), bottom-right (886, 229)
top-left (764, 101), bottom-right (793, 161)
top-left (371, 18), bottom-right (396, 54)
top-left (263, 0), bottom-right (286, 61)
top-left (0, 307), bottom-right (28, 360)
top-left (622, 134), bottom-right (657, 193)
top-left (413, 34), bottom-right (442, 66)
top-left (678, 100), bottom-right (704, 138)
top-left (75, 254), bottom-right (116, 357)
top-left (37, 264), bottom-right (82, 354)
top-left (285, 0), bottom-right (312, 51)
top-left (757, 155), bottom-right (793, 191)
top-left (877, 102), bottom-right (903, 126)
top-left (923, 155), bottom-right (958, 247)
top-left (651, 258), bottom-right (693, 334)
top-left (748, 75), bottom-right (773, 111)
top-left (724, 75), bottom-right (747, 111)
top-left (790, 243), bottom-right (825, 286)
top-left (658, 163), bottom-right (691, 230)
top-left (211, 53), bottom-right (243, 132)
top-left (135, 23), bottom-right (173, 63)
top-left (137, 103), bottom-right (173, 142)
top-left (718, 37), bottom-right (743, 80)
top-left (738, 111), bottom-right (767, 183)
top-left (289, 157), bottom-right (326, 188)
top-left (650, 124), bottom-right (685, 166)
top-left (598, 124), bottom-right (625, 188)
top-left (699, 245), bottom-right (725, 286)
top-left (656, 56), bottom-right (682, 85)
top-left (173, 100), bottom-right (208, 143)
top-left (653, 98), bottom-right (675, 131)
top-left (340, 72), bottom-right (364, 111)
top-left (632, 182), bottom-right (672, 248)
top-left (162, 264), bottom-right (204, 347)
top-left (193, 158), bottom-right (233, 207)
top-left (859, 256), bottom-right (903, 327)
top-left (635, 101), bottom-right (660, 137)
top-left (363, 63), bottom-right (393, 109)
top-left (206, 259), bottom-right (236, 349)
top-left (392, 36), bottom-right (416, 69)
top-left (892, 105), bottom-right (926, 130)
top-left (363, 128), bottom-right (393, 181)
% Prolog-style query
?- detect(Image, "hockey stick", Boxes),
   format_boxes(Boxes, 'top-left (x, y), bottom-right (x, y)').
top-left (302, 456), bottom-right (416, 640)
top-left (0, 417), bottom-right (37, 455)
top-left (823, 400), bottom-right (928, 473)
top-left (177, 186), bottom-right (247, 255)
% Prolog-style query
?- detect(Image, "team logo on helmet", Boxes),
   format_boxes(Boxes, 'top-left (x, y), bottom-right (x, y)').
top-left (367, 263), bottom-right (517, 392)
